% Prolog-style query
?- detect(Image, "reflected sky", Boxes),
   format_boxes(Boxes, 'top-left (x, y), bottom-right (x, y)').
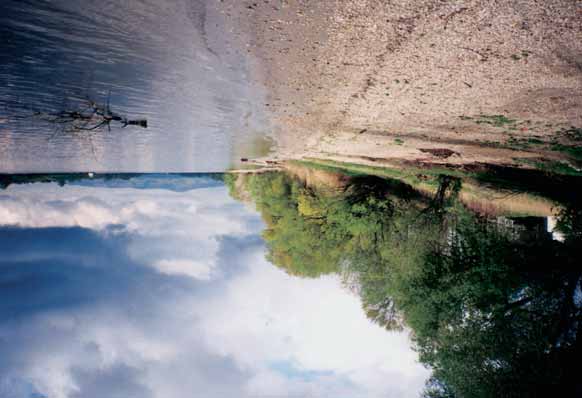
top-left (0, 0), bottom-right (269, 172)
top-left (0, 176), bottom-right (428, 398)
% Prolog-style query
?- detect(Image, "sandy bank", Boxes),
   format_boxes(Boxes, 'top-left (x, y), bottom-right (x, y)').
top-left (220, 0), bottom-right (582, 170)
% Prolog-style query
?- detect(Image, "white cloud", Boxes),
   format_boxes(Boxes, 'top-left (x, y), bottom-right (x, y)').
top-left (153, 259), bottom-right (213, 279)
top-left (195, 250), bottom-right (429, 397)
top-left (0, 182), bottom-right (256, 280)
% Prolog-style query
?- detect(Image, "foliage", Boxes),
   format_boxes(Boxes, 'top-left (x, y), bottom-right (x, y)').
top-left (232, 167), bottom-right (582, 397)
top-left (222, 173), bottom-right (240, 200)
top-left (243, 172), bottom-right (344, 277)
top-left (0, 173), bottom-right (140, 189)
top-left (474, 114), bottom-right (516, 128)
top-left (550, 143), bottom-right (582, 162)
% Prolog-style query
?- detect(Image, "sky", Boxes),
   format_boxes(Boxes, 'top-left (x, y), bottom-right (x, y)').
top-left (0, 177), bottom-right (429, 398)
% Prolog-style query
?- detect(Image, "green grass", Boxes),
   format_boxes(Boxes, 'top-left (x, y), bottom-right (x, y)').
top-left (481, 140), bottom-right (504, 148)
top-left (394, 138), bottom-right (404, 145)
top-left (550, 143), bottom-right (582, 161)
top-left (504, 137), bottom-right (546, 150)
top-left (514, 158), bottom-right (582, 176)
top-left (292, 159), bottom-right (562, 216)
top-left (535, 161), bottom-right (581, 176)
top-left (474, 114), bottom-right (517, 128)
top-left (506, 137), bottom-right (529, 149)
top-left (294, 159), bottom-right (476, 188)
top-left (527, 138), bottom-right (544, 144)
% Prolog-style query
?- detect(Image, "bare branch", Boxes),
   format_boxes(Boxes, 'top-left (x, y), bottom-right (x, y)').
top-left (33, 94), bottom-right (147, 135)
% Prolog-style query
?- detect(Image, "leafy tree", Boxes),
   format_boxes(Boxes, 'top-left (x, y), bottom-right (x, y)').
top-left (230, 167), bottom-right (582, 397)
top-left (395, 206), bottom-right (582, 398)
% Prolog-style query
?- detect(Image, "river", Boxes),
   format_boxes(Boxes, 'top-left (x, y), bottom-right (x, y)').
top-left (0, 0), bottom-right (269, 172)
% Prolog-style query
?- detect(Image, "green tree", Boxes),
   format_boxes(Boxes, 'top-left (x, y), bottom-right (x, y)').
top-left (229, 167), bottom-right (582, 397)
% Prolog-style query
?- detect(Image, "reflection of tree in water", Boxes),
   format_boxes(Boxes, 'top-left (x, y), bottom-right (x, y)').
top-left (17, 92), bottom-right (148, 134)
top-left (10, 91), bottom-right (148, 158)
top-left (0, 173), bottom-right (142, 190)
top-left (41, 99), bottom-right (147, 133)
top-left (414, 206), bottom-right (582, 398)
top-left (226, 169), bottom-right (582, 397)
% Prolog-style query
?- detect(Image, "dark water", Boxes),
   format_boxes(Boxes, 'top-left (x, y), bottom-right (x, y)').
top-left (1, 166), bottom-right (581, 397)
top-left (0, 0), bottom-right (269, 172)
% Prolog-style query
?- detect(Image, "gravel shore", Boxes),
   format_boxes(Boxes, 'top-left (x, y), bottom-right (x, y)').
top-left (220, 0), bottom-right (582, 168)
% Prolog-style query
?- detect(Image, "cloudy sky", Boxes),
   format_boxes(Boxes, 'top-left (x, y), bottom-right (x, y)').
top-left (0, 176), bottom-right (429, 398)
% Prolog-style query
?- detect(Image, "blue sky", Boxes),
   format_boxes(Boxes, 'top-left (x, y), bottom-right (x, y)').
top-left (0, 176), bottom-right (429, 398)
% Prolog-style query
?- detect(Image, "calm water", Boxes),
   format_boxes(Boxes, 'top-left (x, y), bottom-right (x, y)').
top-left (0, 0), bottom-right (269, 172)
top-left (1, 165), bottom-right (581, 397)
top-left (0, 173), bottom-right (429, 398)
top-left (1, 2), bottom-right (582, 396)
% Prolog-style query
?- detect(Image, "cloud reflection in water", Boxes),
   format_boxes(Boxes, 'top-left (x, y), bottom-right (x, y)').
top-left (0, 177), bottom-right (429, 398)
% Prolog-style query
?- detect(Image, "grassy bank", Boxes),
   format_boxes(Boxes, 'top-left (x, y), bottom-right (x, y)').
top-left (292, 159), bottom-right (560, 217)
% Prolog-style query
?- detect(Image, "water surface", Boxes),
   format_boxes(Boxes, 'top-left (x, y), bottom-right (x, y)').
top-left (2, 164), bottom-right (582, 397)
top-left (0, 0), bottom-right (268, 172)
top-left (225, 163), bottom-right (582, 397)
top-left (0, 173), bottom-right (429, 398)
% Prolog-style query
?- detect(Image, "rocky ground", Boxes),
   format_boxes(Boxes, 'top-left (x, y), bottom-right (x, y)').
top-left (219, 0), bottom-right (582, 170)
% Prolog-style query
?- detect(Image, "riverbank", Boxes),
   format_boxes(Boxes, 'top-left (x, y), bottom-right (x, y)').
top-left (221, 0), bottom-right (582, 173)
